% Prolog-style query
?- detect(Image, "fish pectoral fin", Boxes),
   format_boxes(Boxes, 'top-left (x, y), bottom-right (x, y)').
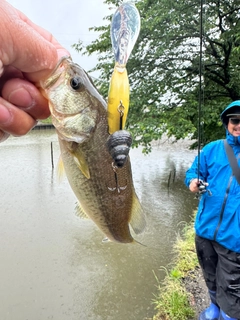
top-left (70, 150), bottom-right (90, 179)
top-left (75, 202), bottom-right (89, 219)
top-left (129, 194), bottom-right (146, 235)
top-left (57, 156), bottom-right (65, 182)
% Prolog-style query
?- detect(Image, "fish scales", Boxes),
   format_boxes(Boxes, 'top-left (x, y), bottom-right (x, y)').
top-left (59, 123), bottom-right (134, 242)
top-left (41, 57), bottom-right (146, 244)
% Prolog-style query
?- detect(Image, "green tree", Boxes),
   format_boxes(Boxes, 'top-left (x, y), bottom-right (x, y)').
top-left (73, 0), bottom-right (240, 152)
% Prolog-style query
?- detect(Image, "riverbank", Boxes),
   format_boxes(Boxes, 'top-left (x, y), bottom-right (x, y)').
top-left (182, 266), bottom-right (210, 319)
top-left (149, 218), bottom-right (210, 320)
top-left (32, 121), bottom-right (54, 130)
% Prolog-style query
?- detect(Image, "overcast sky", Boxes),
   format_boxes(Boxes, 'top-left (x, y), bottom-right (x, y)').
top-left (8, 0), bottom-right (111, 77)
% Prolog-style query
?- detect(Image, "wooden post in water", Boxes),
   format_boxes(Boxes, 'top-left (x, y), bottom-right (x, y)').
top-left (172, 168), bottom-right (176, 183)
top-left (51, 142), bottom-right (54, 169)
top-left (167, 171), bottom-right (171, 190)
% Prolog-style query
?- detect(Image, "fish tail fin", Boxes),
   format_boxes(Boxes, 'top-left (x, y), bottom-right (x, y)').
top-left (102, 237), bottom-right (111, 243)
top-left (133, 239), bottom-right (147, 247)
top-left (130, 193), bottom-right (146, 235)
top-left (101, 237), bottom-right (146, 246)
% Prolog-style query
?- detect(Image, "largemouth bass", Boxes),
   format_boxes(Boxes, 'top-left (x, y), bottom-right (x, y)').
top-left (41, 57), bottom-right (146, 244)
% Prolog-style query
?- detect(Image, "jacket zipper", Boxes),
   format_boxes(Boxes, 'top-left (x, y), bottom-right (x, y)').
top-left (214, 175), bottom-right (233, 240)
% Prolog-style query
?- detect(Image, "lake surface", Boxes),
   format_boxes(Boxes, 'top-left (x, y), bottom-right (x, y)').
top-left (0, 129), bottom-right (198, 320)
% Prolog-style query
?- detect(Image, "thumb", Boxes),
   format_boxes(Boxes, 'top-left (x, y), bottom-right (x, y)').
top-left (0, 1), bottom-right (68, 81)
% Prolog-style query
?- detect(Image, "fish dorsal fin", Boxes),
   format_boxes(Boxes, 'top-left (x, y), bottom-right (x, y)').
top-left (57, 156), bottom-right (65, 182)
top-left (70, 150), bottom-right (90, 179)
top-left (129, 193), bottom-right (146, 235)
top-left (75, 202), bottom-right (89, 219)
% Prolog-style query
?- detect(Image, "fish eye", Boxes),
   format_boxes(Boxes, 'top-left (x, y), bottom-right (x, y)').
top-left (70, 77), bottom-right (82, 90)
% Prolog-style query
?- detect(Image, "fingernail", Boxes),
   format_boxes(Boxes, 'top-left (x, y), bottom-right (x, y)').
top-left (0, 130), bottom-right (10, 142)
top-left (0, 104), bottom-right (11, 124)
top-left (8, 88), bottom-right (33, 108)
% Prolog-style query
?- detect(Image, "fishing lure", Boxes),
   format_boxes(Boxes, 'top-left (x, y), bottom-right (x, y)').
top-left (107, 2), bottom-right (140, 134)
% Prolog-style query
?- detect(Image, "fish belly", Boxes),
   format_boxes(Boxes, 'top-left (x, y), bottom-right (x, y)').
top-left (58, 130), bottom-right (136, 243)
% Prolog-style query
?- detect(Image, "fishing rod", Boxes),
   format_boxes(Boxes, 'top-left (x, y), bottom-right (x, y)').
top-left (197, 0), bottom-right (206, 194)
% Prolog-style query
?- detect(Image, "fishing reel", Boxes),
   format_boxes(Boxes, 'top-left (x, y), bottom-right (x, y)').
top-left (198, 180), bottom-right (207, 193)
top-left (196, 180), bottom-right (212, 198)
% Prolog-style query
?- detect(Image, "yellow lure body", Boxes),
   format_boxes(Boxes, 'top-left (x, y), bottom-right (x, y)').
top-left (107, 64), bottom-right (130, 134)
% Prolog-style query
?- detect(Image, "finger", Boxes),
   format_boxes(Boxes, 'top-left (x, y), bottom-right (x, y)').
top-left (0, 129), bottom-right (10, 143)
top-left (0, 2), bottom-right (69, 81)
top-left (0, 98), bottom-right (37, 136)
top-left (0, 65), bottom-right (24, 94)
top-left (14, 9), bottom-right (70, 79)
top-left (0, 13), bottom-right (56, 74)
top-left (19, 11), bottom-right (69, 60)
top-left (189, 180), bottom-right (199, 192)
top-left (2, 78), bottom-right (50, 120)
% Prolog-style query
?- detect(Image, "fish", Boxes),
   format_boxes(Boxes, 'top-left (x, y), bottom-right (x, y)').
top-left (40, 56), bottom-right (146, 244)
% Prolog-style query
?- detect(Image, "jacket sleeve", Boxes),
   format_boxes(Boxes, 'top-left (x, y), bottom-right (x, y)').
top-left (185, 149), bottom-right (208, 188)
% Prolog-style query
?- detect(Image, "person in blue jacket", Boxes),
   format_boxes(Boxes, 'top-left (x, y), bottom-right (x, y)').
top-left (185, 100), bottom-right (240, 320)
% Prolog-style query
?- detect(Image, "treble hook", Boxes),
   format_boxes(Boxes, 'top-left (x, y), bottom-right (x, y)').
top-left (107, 162), bottom-right (127, 193)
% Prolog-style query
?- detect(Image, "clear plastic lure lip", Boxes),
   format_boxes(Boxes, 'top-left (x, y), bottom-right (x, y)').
top-left (40, 56), bottom-right (71, 90)
top-left (110, 2), bottom-right (141, 66)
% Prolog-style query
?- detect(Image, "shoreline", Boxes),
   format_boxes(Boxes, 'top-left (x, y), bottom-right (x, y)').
top-left (151, 219), bottom-right (210, 320)
top-left (32, 122), bottom-right (54, 130)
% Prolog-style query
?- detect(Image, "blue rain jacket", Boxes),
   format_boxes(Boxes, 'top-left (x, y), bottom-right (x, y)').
top-left (185, 102), bottom-right (240, 253)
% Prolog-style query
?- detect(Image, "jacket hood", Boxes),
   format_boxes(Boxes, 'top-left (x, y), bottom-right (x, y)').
top-left (221, 101), bottom-right (240, 145)
top-left (221, 100), bottom-right (240, 125)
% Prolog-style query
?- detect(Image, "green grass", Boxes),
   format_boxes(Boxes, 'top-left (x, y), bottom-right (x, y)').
top-left (39, 117), bottom-right (52, 124)
top-left (152, 220), bottom-right (198, 320)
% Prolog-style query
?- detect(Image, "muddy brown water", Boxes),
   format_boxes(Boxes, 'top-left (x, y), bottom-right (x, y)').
top-left (0, 129), bottom-right (198, 320)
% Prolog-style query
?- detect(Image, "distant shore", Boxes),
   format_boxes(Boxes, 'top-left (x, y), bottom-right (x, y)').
top-left (32, 122), bottom-right (54, 130)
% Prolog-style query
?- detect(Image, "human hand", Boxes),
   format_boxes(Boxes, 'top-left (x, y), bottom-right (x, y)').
top-left (189, 178), bottom-right (208, 193)
top-left (0, 0), bottom-right (69, 142)
top-left (189, 178), bottom-right (200, 192)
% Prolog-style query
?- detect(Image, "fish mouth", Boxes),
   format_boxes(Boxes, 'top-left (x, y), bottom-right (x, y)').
top-left (41, 55), bottom-right (72, 90)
